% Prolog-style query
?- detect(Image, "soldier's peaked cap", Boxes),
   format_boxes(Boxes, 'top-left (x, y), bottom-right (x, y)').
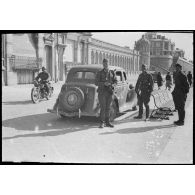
top-left (103, 58), bottom-right (108, 63)
top-left (175, 63), bottom-right (182, 68)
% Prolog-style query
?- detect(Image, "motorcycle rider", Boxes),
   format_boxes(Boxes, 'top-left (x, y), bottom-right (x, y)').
top-left (35, 67), bottom-right (51, 95)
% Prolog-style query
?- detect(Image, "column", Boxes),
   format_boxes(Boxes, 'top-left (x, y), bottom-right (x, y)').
top-left (74, 40), bottom-right (78, 64)
top-left (38, 33), bottom-right (45, 69)
top-left (6, 34), bottom-right (17, 85)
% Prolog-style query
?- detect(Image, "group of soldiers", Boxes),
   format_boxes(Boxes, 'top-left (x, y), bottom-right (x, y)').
top-left (156, 70), bottom-right (192, 91)
top-left (39, 58), bottom-right (191, 128)
top-left (95, 59), bottom-right (191, 128)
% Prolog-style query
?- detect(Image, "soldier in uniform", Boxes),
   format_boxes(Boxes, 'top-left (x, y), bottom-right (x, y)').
top-left (95, 59), bottom-right (117, 128)
top-left (134, 64), bottom-right (154, 121)
top-left (35, 67), bottom-right (51, 94)
top-left (172, 63), bottom-right (189, 126)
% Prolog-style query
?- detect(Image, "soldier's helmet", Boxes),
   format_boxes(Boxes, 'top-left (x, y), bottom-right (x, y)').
top-left (175, 63), bottom-right (182, 68)
top-left (42, 67), bottom-right (46, 71)
top-left (142, 64), bottom-right (147, 69)
top-left (103, 58), bottom-right (108, 63)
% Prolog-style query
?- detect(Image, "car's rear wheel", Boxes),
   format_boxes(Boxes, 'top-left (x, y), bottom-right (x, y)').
top-left (109, 101), bottom-right (118, 122)
top-left (59, 87), bottom-right (85, 112)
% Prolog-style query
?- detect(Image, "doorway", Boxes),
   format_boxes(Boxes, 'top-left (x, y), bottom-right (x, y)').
top-left (45, 45), bottom-right (52, 79)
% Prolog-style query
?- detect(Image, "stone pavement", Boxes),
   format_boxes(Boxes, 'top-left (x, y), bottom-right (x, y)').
top-left (156, 87), bottom-right (193, 164)
top-left (2, 82), bottom-right (193, 163)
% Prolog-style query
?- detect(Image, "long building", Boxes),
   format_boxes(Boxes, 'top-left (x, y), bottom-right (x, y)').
top-left (1, 33), bottom-right (140, 86)
top-left (135, 32), bottom-right (175, 73)
top-left (135, 32), bottom-right (193, 74)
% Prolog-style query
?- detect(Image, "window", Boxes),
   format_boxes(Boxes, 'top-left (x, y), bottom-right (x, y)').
top-left (156, 42), bottom-right (160, 47)
top-left (72, 71), bottom-right (83, 79)
top-left (116, 71), bottom-right (123, 82)
top-left (71, 71), bottom-right (96, 80)
top-left (84, 72), bottom-right (95, 79)
top-left (164, 42), bottom-right (168, 50)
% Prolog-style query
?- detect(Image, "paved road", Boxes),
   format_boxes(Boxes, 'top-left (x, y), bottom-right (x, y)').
top-left (2, 83), bottom-right (193, 163)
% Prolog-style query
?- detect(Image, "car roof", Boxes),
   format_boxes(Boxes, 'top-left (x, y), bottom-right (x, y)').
top-left (69, 64), bottom-right (125, 72)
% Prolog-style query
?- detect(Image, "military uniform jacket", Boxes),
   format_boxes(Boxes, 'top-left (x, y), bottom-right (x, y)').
top-left (172, 71), bottom-right (189, 97)
top-left (166, 74), bottom-right (172, 81)
top-left (135, 72), bottom-right (154, 95)
top-left (95, 68), bottom-right (117, 93)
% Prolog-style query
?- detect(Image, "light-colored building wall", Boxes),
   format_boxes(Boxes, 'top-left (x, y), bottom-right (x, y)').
top-left (2, 32), bottom-right (141, 86)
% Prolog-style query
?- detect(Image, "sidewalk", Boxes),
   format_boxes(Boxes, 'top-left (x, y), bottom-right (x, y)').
top-left (156, 87), bottom-right (193, 164)
top-left (2, 81), bottom-right (64, 89)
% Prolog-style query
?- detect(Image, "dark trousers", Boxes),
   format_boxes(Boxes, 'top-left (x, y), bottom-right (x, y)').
top-left (188, 79), bottom-right (192, 87)
top-left (42, 81), bottom-right (49, 94)
top-left (172, 90), bottom-right (187, 122)
top-left (137, 93), bottom-right (150, 118)
top-left (177, 107), bottom-right (185, 122)
top-left (98, 91), bottom-right (113, 123)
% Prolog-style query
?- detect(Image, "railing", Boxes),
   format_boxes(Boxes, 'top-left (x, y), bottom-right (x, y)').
top-left (8, 55), bottom-right (42, 70)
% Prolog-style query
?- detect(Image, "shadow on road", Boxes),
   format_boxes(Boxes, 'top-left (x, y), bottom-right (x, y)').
top-left (2, 100), bottom-right (33, 105)
top-left (2, 113), bottom-right (98, 140)
top-left (100, 124), bottom-right (176, 135)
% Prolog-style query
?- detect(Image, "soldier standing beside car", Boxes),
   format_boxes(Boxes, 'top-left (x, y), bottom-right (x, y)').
top-left (95, 59), bottom-right (117, 128)
top-left (134, 64), bottom-right (154, 121)
top-left (172, 63), bottom-right (189, 126)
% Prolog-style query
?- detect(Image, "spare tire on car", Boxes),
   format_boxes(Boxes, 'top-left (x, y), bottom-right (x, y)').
top-left (59, 87), bottom-right (85, 112)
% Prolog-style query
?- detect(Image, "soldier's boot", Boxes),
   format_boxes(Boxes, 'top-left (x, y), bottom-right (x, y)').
top-left (179, 110), bottom-right (185, 124)
top-left (134, 115), bottom-right (143, 119)
top-left (174, 110), bottom-right (184, 125)
top-left (105, 118), bottom-right (114, 128)
top-left (99, 121), bottom-right (105, 128)
top-left (145, 105), bottom-right (150, 121)
top-left (134, 108), bottom-right (143, 119)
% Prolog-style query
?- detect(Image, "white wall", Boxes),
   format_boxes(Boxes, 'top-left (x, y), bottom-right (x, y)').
top-left (13, 34), bottom-right (36, 57)
top-left (63, 40), bottom-right (74, 62)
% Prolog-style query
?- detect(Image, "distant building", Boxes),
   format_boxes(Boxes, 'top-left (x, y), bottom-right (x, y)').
top-left (174, 48), bottom-right (185, 58)
top-left (171, 54), bottom-right (193, 74)
top-left (135, 32), bottom-right (193, 74)
top-left (2, 32), bottom-right (140, 86)
top-left (88, 37), bottom-right (140, 73)
top-left (134, 35), bottom-right (150, 70)
top-left (145, 32), bottom-right (175, 73)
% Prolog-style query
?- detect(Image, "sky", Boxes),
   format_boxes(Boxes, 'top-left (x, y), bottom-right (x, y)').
top-left (92, 32), bottom-right (193, 61)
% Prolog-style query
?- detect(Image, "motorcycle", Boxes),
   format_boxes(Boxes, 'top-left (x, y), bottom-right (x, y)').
top-left (31, 80), bottom-right (54, 103)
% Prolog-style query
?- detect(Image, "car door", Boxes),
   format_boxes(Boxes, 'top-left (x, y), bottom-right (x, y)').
top-left (115, 70), bottom-right (127, 111)
top-left (115, 70), bottom-right (124, 107)
top-left (120, 71), bottom-right (132, 111)
top-left (125, 71), bottom-right (137, 110)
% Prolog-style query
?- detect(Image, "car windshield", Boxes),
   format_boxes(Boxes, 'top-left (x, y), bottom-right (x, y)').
top-left (67, 70), bottom-right (96, 83)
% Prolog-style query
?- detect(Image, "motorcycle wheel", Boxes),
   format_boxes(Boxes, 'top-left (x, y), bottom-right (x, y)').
top-left (31, 87), bottom-right (40, 103)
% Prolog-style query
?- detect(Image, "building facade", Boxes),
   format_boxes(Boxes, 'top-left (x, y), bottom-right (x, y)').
top-left (135, 32), bottom-right (175, 74)
top-left (2, 32), bottom-right (140, 86)
top-left (88, 38), bottom-right (140, 73)
top-left (134, 35), bottom-right (150, 70)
